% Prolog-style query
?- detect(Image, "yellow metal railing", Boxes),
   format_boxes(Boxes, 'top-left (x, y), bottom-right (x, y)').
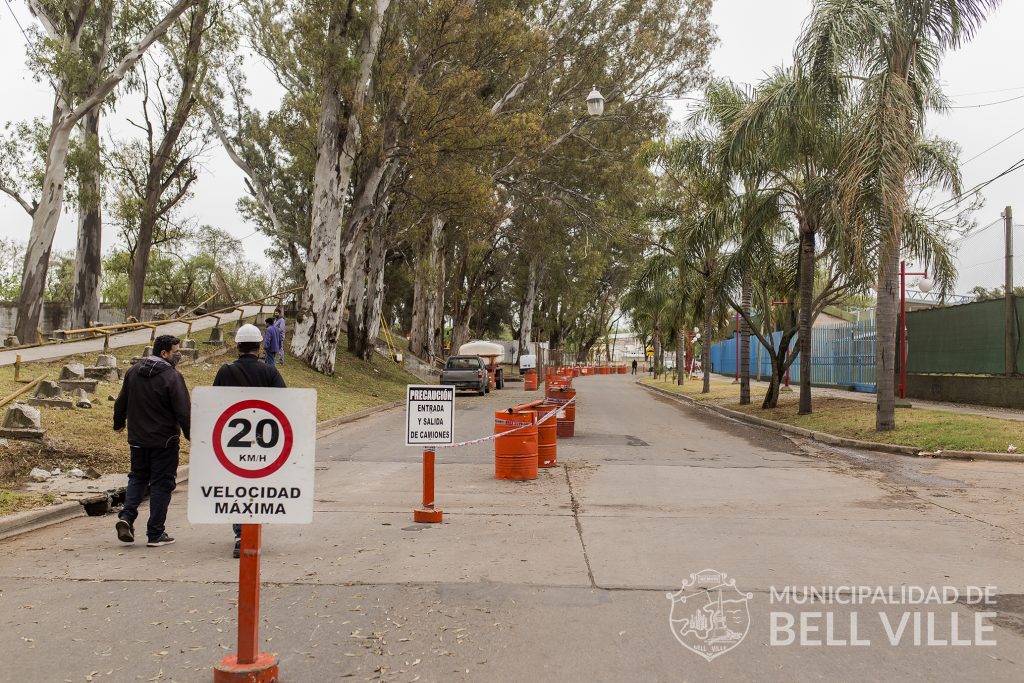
top-left (4, 287), bottom-right (301, 351)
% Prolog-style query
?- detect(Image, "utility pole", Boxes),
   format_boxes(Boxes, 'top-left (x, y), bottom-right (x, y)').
top-left (1005, 206), bottom-right (1017, 376)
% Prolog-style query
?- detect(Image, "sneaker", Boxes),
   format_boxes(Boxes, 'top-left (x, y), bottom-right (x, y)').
top-left (146, 534), bottom-right (176, 547)
top-left (233, 538), bottom-right (241, 559)
top-left (115, 520), bottom-right (134, 544)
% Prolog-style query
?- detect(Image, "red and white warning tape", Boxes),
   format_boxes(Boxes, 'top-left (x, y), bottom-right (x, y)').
top-left (434, 397), bottom-right (576, 450)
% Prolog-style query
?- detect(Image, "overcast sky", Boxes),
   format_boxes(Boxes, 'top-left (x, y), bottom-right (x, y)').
top-left (1, 0), bottom-right (1021, 295)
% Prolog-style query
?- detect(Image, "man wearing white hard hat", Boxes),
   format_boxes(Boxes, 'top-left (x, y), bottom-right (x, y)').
top-left (213, 322), bottom-right (286, 557)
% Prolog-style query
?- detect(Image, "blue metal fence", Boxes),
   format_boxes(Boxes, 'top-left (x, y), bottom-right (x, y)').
top-left (709, 321), bottom-right (877, 391)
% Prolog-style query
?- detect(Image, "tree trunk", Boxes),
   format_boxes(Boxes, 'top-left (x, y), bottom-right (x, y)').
top-left (451, 303), bottom-right (473, 351)
top-left (16, 106), bottom-right (74, 342)
top-left (797, 223), bottom-right (815, 414)
top-left (355, 224), bottom-right (386, 361)
top-left (652, 321), bottom-right (662, 378)
top-left (345, 234), bottom-right (367, 353)
top-left (739, 272), bottom-right (752, 404)
top-left (676, 327), bottom-right (685, 386)
top-left (702, 286), bottom-right (713, 394)
top-left (410, 216), bottom-right (444, 361)
top-left (293, 0), bottom-right (390, 374)
top-left (875, 243), bottom-right (899, 431)
top-left (518, 255), bottom-right (538, 359)
top-left (71, 107), bottom-right (103, 329)
top-left (763, 351), bottom-right (782, 409)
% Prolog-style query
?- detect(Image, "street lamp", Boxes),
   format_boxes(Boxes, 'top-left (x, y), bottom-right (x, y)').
top-left (586, 86), bottom-right (605, 116)
top-left (899, 260), bottom-right (929, 400)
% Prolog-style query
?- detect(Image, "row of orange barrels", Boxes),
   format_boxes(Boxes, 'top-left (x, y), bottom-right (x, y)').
top-left (494, 376), bottom-right (577, 481)
top-left (522, 364), bottom-right (627, 390)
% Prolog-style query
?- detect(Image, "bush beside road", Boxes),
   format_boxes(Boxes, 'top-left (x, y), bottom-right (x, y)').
top-left (0, 322), bottom-right (420, 514)
top-left (640, 376), bottom-right (1023, 455)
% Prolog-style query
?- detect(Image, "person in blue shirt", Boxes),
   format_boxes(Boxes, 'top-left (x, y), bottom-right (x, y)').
top-left (263, 317), bottom-right (282, 367)
top-left (273, 310), bottom-right (286, 365)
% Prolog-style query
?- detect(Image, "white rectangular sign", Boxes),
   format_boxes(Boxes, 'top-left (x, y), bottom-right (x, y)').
top-left (406, 385), bottom-right (454, 446)
top-left (187, 387), bottom-right (317, 524)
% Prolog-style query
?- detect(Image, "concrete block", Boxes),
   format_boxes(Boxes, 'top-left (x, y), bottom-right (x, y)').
top-left (59, 363), bottom-right (85, 380)
top-left (72, 388), bottom-right (92, 409)
top-left (83, 367), bottom-right (118, 381)
top-left (59, 378), bottom-right (99, 394)
top-left (0, 403), bottom-right (45, 439)
top-left (95, 354), bottom-right (117, 368)
top-left (28, 380), bottom-right (74, 409)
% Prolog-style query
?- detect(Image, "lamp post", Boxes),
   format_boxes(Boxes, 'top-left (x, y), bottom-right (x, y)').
top-left (899, 260), bottom-right (932, 399)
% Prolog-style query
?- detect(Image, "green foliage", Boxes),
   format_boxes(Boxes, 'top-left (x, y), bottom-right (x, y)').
top-left (102, 224), bottom-right (271, 307)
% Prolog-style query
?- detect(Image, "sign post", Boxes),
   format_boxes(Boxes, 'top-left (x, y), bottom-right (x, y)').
top-left (405, 385), bottom-right (454, 523)
top-left (188, 387), bottom-right (317, 683)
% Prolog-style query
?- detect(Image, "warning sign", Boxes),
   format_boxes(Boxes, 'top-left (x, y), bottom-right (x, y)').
top-left (187, 387), bottom-right (317, 524)
top-left (406, 385), bottom-right (454, 446)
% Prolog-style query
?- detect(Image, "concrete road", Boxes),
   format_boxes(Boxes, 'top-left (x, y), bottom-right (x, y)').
top-left (2, 374), bottom-right (1023, 682)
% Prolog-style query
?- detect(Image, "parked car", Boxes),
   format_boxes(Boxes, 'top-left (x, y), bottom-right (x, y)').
top-left (440, 355), bottom-right (489, 395)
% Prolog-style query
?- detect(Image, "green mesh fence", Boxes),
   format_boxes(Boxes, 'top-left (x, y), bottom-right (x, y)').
top-left (906, 299), bottom-right (1021, 375)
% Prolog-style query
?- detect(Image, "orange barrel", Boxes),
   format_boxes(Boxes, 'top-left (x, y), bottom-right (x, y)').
top-left (494, 411), bottom-right (538, 480)
top-left (617, 365), bottom-right (627, 374)
top-left (545, 386), bottom-right (577, 438)
top-left (546, 376), bottom-right (571, 393)
top-left (531, 404), bottom-right (559, 468)
top-left (523, 369), bottom-right (538, 391)
top-left (572, 367), bottom-right (581, 378)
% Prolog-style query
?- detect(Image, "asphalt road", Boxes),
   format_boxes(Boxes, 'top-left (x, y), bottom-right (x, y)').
top-left (2, 374), bottom-right (1023, 682)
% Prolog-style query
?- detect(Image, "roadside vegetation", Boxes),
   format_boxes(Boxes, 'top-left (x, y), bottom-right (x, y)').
top-left (641, 376), bottom-right (1023, 454)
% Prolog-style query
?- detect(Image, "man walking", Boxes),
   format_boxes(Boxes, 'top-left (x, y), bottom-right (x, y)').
top-left (113, 334), bottom-right (190, 548)
top-left (631, 359), bottom-right (638, 375)
top-left (214, 323), bottom-right (286, 557)
top-left (273, 309), bottom-right (286, 365)
top-left (263, 317), bottom-right (282, 368)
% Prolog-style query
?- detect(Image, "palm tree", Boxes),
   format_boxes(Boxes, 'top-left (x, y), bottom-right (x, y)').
top-left (797, 0), bottom-right (997, 430)
top-left (727, 66), bottom-right (850, 414)
top-left (692, 80), bottom-right (785, 405)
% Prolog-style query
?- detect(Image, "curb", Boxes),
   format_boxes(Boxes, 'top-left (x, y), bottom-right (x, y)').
top-left (315, 400), bottom-right (404, 438)
top-left (0, 400), bottom-right (403, 542)
top-left (638, 382), bottom-right (1023, 464)
top-left (0, 500), bottom-right (85, 541)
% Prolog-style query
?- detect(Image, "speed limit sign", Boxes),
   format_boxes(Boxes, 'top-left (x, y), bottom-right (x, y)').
top-left (187, 387), bottom-right (317, 524)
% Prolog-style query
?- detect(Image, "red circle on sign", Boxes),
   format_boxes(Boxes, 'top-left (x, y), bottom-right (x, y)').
top-left (212, 400), bottom-right (293, 479)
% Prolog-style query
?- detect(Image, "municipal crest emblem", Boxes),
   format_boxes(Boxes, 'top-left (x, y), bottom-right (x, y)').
top-left (666, 569), bottom-right (752, 661)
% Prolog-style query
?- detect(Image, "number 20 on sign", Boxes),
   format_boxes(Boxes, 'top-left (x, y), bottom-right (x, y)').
top-left (188, 387), bottom-right (317, 525)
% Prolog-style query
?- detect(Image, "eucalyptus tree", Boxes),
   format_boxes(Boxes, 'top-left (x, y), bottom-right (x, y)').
top-left (123, 0), bottom-right (219, 320)
top-left (797, 0), bottom-right (997, 431)
top-left (9, 0), bottom-right (200, 342)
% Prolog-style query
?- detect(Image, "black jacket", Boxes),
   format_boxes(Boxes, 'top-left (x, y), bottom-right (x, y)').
top-left (114, 356), bottom-right (191, 447)
top-left (213, 354), bottom-right (287, 388)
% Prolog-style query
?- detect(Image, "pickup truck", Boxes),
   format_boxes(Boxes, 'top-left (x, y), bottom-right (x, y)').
top-left (440, 355), bottom-right (489, 395)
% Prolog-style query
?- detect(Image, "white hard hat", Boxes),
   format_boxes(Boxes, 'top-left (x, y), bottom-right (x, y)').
top-left (235, 323), bottom-right (264, 343)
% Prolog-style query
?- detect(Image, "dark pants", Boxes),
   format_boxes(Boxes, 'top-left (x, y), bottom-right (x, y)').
top-left (119, 444), bottom-right (179, 541)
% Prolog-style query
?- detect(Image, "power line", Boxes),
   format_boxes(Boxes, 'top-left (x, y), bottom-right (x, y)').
top-left (932, 155), bottom-right (1024, 215)
top-left (962, 124), bottom-right (1024, 165)
top-left (949, 94), bottom-right (1024, 109)
top-left (948, 85), bottom-right (1024, 97)
top-left (954, 217), bottom-right (1002, 245)
top-left (3, 0), bottom-right (31, 45)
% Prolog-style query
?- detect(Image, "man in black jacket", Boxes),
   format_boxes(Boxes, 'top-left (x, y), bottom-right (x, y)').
top-left (113, 334), bottom-right (191, 547)
top-left (214, 323), bottom-right (286, 557)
